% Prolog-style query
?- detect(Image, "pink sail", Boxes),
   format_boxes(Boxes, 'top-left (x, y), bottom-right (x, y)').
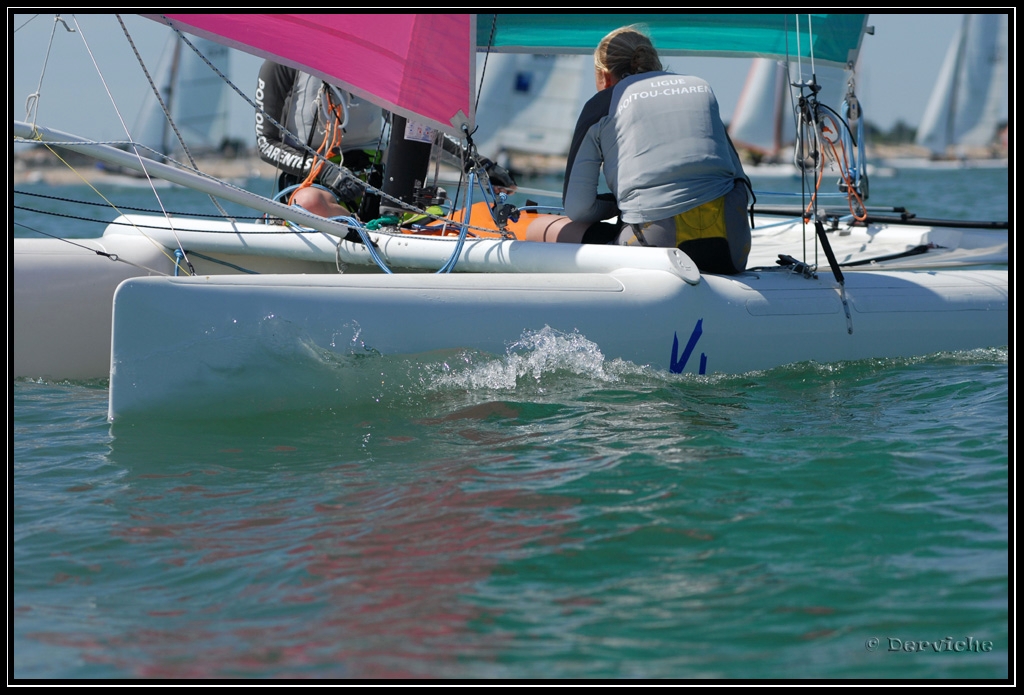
top-left (144, 14), bottom-right (475, 137)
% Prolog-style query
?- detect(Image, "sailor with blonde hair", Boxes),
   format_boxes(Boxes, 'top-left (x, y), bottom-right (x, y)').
top-left (528, 25), bottom-right (752, 275)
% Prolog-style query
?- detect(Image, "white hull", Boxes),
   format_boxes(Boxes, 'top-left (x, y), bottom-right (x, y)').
top-left (12, 15), bottom-right (1007, 426)
top-left (875, 156), bottom-right (1008, 171)
top-left (746, 162), bottom-right (897, 179)
top-left (105, 265), bottom-right (1007, 421)
top-left (14, 213), bottom-right (1008, 408)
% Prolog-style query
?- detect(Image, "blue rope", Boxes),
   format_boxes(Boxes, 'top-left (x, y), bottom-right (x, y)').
top-left (437, 171), bottom-right (478, 274)
top-left (268, 186), bottom-right (392, 273)
top-left (332, 215), bottom-right (393, 275)
top-left (270, 175), bottom-right (503, 275)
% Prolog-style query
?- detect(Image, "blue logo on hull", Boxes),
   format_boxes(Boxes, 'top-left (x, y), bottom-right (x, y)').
top-left (670, 319), bottom-right (707, 375)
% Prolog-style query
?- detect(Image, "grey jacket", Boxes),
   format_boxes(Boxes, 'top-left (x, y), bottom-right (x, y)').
top-left (255, 61), bottom-right (384, 179)
top-left (563, 71), bottom-right (748, 225)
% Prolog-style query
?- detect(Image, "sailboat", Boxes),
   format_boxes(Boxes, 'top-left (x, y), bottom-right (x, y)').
top-left (471, 52), bottom-right (593, 174)
top-left (915, 13), bottom-right (1008, 161)
top-left (12, 14), bottom-right (1007, 421)
top-left (728, 57), bottom-right (795, 170)
top-left (131, 32), bottom-right (232, 160)
top-left (90, 29), bottom-right (233, 186)
top-left (728, 57), bottom-right (896, 179)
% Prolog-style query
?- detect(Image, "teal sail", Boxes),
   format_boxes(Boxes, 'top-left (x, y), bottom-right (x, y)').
top-left (476, 14), bottom-right (868, 68)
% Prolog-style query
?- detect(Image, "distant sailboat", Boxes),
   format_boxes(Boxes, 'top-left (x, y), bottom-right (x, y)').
top-left (131, 32), bottom-right (232, 160)
top-left (728, 57), bottom-right (850, 176)
top-left (95, 31), bottom-right (233, 184)
top-left (471, 53), bottom-right (594, 172)
top-left (915, 14), bottom-right (1008, 157)
top-left (729, 58), bottom-right (794, 163)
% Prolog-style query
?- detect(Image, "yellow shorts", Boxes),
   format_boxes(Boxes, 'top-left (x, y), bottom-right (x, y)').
top-left (673, 195), bottom-right (727, 245)
top-left (617, 183), bottom-right (751, 274)
top-left (618, 196), bottom-right (727, 247)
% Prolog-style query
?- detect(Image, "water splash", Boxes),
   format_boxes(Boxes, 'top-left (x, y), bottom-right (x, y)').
top-left (426, 326), bottom-right (623, 392)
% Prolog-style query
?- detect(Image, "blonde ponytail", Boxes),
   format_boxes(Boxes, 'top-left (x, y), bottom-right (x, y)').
top-left (594, 25), bottom-right (663, 79)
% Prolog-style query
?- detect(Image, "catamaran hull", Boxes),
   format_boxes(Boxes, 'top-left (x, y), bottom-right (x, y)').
top-left (13, 211), bottom-right (1008, 382)
top-left (106, 268), bottom-right (1008, 421)
top-left (13, 236), bottom-right (169, 380)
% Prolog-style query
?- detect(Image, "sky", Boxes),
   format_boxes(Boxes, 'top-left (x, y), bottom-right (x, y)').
top-left (10, 13), bottom-right (1010, 147)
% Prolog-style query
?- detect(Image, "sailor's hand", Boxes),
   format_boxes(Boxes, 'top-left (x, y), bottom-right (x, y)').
top-left (319, 163), bottom-right (363, 205)
top-left (478, 157), bottom-right (517, 193)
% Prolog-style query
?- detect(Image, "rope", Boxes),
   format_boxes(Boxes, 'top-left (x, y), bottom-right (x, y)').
top-left (14, 220), bottom-right (170, 276)
top-left (13, 204), bottom-right (270, 236)
top-left (18, 14), bottom-right (520, 277)
top-left (25, 15), bottom-right (507, 260)
top-left (116, 15), bottom-right (194, 169)
top-left (13, 140), bottom-right (191, 273)
top-left (180, 250), bottom-right (259, 275)
top-left (291, 85), bottom-right (347, 205)
top-left (147, 14), bottom-right (376, 212)
top-left (117, 16), bottom-right (241, 237)
top-left (15, 189), bottom-right (264, 220)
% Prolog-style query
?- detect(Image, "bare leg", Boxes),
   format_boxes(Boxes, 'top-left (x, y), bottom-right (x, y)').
top-left (525, 215), bottom-right (592, 243)
top-left (290, 186), bottom-right (352, 219)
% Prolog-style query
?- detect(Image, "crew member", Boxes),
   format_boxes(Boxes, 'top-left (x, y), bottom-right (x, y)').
top-left (526, 25), bottom-right (752, 275)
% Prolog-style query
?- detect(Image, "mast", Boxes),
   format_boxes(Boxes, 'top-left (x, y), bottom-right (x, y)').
top-left (162, 38), bottom-right (182, 161)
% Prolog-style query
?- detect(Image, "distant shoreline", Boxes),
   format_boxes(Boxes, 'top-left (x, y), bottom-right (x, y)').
top-left (13, 150), bottom-right (276, 186)
top-left (13, 143), bottom-right (1007, 187)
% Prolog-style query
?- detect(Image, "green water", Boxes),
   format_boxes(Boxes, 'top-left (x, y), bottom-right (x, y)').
top-left (13, 168), bottom-right (1009, 680)
top-left (13, 349), bottom-right (1008, 679)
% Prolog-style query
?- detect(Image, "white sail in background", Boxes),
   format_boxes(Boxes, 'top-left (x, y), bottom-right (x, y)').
top-left (131, 33), bottom-right (232, 158)
top-left (915, 14), bottom-right (1008, 155)
top-left (729, 58), bottom-right (793, 159)
top-left (729, 58), bottom-right (850, 165)
top-left (472, 53), bottom-right (594, 160)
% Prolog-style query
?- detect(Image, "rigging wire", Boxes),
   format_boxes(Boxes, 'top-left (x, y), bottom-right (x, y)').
top-left (23, 15), bottom-right (66, 129)
top-left (64, 15), bottom-right (197, 274)
top-left (22, 14), bottom-right (514, 277)
top-left (13, 144), bottom-right (189, 273)
top-left (17, 15), bottom-right (198, 275)
top-left (775, 13), bottom-right (874, 267)
top-left (14, 190), bottom-right (264, 220)
top-left (146, 14), bottom-right (476, 238)
top-left (13, 220), bottom-right (170, 277)
top-left (117, 16), bottom-right (241, 236)
top-left (14, 13), bottom-right (41, 33)
top-left (780, 14), bottom-right (854, 332)
top-left (20, 15), bottom-right (887, 281)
